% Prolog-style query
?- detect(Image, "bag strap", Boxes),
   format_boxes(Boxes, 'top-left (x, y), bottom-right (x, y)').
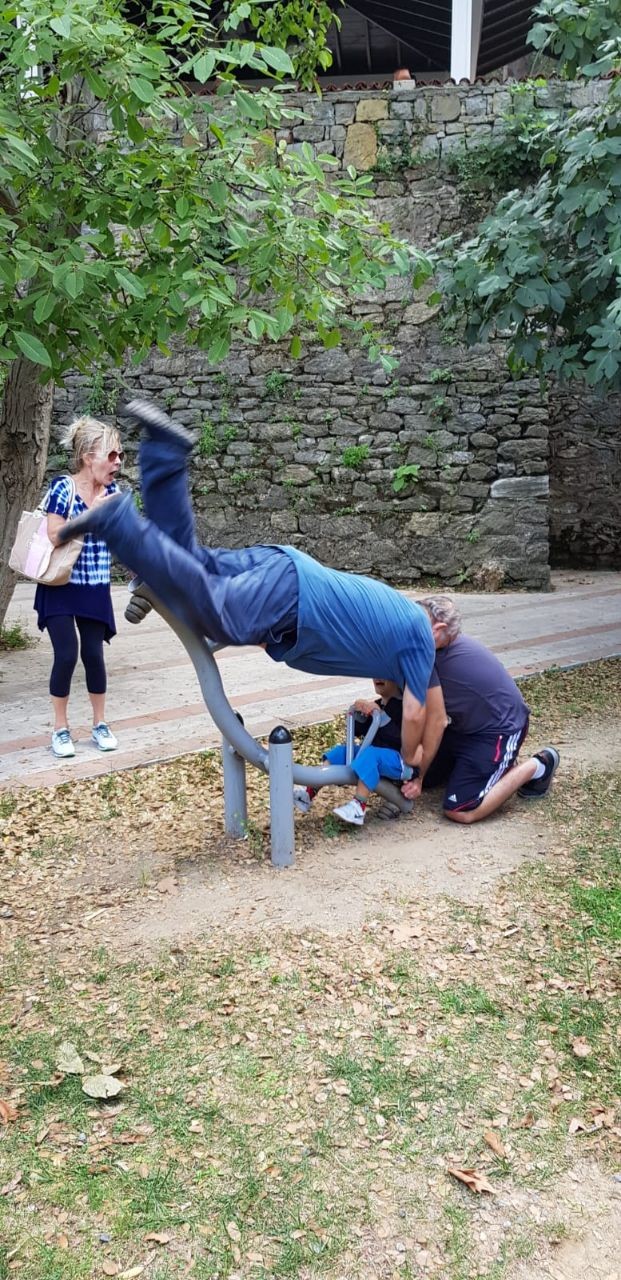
top-left (41, 474), bottom-right (77, 518)
top-left (66, 475), bottom-right (77, 519)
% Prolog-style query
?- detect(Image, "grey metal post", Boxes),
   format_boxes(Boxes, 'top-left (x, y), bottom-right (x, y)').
top-left (268, 726), bottom-right (295, 869)
top-left (345, 709), bottom-right (356, 764)
top-left (222, 712), bottom-right (247, 839)
top-left (125, 582), bottom-right (413, 816)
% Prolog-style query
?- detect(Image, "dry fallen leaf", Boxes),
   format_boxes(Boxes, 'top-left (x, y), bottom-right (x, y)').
top-left (572, 1037), bottom-right (592, 1059)
top-left (102, 1264), bottom-right (120, 1277)
top-left (483, 1129), bottom-right (507, 1158)
top-left (144, 1233), bottom-right (171, 1245)
top-left (514, 1112), bottom-right (535, 1129)
top-left (55, 1041), bottom-right (84, 1075)
top-left (0, 1100), bottom-right (18, 1125)
top-left (82, 1074), bottom-right (124, 1100)
top-left (226, 1221), bottom-right (241, 1242)
top-left (1, 1172), bottom-right (23, 1196)
top-left (568, 1117), bottom-right (589, 1135)
top-left (156, 876), bottom-right (178, 894)
top-left (447, 1166), bottom-right (496, 1195)
top-left (118, 1268), bottom-right (145, 1279)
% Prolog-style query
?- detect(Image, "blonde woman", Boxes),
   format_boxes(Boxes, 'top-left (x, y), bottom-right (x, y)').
top-left (34, 416), bottom-right (122, 758)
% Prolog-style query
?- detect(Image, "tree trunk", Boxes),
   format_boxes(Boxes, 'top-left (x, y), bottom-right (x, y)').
top-left (0, 357), bottom-right (54, 628)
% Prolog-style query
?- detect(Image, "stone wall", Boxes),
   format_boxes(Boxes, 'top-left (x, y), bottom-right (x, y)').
top-left (549, 390), bottom-right (621, 568)
top-left (50, 80), bottom-right (611, 590)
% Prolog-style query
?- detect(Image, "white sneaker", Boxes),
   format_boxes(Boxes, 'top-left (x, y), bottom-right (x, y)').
top-left (293, 786), bottom-right (313, 814)
top-left (333, 798), bottom-right (366, 826)
top-left (51, 728), bottom-right (75, 759)
top-left (91, 722), bottom-right (118, 752)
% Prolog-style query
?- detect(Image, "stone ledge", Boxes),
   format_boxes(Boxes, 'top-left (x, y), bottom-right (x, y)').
top-left (490, 476), bottom-right (549, 500)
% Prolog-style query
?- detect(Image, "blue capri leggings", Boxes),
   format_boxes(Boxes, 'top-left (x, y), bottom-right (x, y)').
top-left (46, 615), bottom-right (108, 698)
top-left (324, 743), bottom-right (407, 792)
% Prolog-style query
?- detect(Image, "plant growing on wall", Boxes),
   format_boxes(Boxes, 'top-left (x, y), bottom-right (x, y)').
top-left (0, 0), bottom-right (432, 625)
top-left (441, 0), bottom-right (621, 389)
top-left (341, 444), bottom-right (370, 468)
top-left (392, 463), bottom-right (420, 492)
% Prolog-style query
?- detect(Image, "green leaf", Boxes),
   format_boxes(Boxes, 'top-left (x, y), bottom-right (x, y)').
top-left (33, 292), bottom-right (57, 324)
top-left (13, 331), bottom-right (52, 367)
top-left (64, 267), bottom-right (84, 300)
top-left (129, 76), bottom-right (155, 104)
top-left (259, 45), bottom-right (294, 76)
top-left (50, 14), bottom-right (72, 37)
top-left (114, 268), bottom-right (147, 299)
top-left (193, 51), bottom-right (216, 83)
top-left (290, 334), bottom-right (302, 358)
top-left (207, 334), bottom-right (230, 362)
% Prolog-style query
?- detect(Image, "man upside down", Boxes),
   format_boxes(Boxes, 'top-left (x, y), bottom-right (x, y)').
top-left (61, 399), bottom-right (435, 767)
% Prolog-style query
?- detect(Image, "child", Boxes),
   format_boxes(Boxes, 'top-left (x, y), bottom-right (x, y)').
top-left (294, 678), bottom-right (415, 826)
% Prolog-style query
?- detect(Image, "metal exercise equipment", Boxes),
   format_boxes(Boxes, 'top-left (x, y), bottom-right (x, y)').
top-left (125, 580), bottom-right (412, 867)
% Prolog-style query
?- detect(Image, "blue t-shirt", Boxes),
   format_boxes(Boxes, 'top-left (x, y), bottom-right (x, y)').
top-left (44, 475), bottom-right (119, 586)
top-left (429, 635), bottom-right (529, 734)
top-left (266, 546), bottom-right (434, 703)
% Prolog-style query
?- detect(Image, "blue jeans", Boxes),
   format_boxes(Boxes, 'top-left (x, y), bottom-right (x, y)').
top-left (98, 432), bottom-right (299, 645)
top-left (324, 743), bottom-right (408, 792)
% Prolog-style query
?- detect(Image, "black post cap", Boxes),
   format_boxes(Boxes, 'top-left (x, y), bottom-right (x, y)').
top-left (269, 725), bottom-right (292, 745)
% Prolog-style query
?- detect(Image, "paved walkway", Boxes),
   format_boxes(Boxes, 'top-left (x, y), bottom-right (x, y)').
top-left (2, 570), bottom-right (621, 790)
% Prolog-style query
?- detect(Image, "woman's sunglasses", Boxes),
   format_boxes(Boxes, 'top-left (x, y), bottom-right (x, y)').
top-left (105, 449), bottom-right (124, 462)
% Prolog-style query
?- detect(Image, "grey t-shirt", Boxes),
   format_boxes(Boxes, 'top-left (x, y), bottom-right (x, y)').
top-left (429, 635), bottom-right (529, 735)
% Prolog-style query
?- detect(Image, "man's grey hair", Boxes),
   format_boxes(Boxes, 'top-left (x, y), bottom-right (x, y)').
top-left (417, 594), bottom-right (463, 641)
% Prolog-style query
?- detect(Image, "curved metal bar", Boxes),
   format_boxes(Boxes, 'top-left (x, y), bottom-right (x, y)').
top-left (125, 583), bottom-right (412, 813)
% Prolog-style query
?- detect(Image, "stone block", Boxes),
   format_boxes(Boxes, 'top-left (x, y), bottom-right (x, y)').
top-left (464, 95), bottom-right (487, 117)
top-left (498, 440), bottom-right (546, 461)
top-left (270, 511), bottom-right (300, 533)
top-left (390, 101), bottom-right (413, 119)
top-left (293, 122), bottom-right (326, 142)
top-left (490, 476), bottom-right (549, 500)
top-left (470, 431), bottom-right (498, 448)
top-left (430, 92), bottom-right (461, 123)
top-left (406, 513), bottom-right (442, 535)
top-left (335, 103), bottom-right (356, 124)
top-left (303, 351), bottom-right (352, 382)
top-left (280, 464), bottom-right (315, 485)
top-left (440, 132), bottom-right (466, 155)
top-left (340, 123), bottom-right (376, 172)
top-left (356, 98), bottom-right (389, 122)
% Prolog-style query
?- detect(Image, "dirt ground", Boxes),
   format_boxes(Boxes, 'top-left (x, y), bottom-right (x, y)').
top-left (2, 695), bottom-right (620, 1280)
top-left (103, 719), bottom-right (621, 953)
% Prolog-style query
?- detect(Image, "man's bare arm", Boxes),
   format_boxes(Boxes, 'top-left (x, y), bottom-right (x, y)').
top-left (418, 684), bottom-right (449, 778)
top-left (400, 687), bottom-right (426, 765)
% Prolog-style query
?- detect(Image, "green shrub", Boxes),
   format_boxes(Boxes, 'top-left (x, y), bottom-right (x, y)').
top-left (392, 464), bottom-right (420, 493)
top-left (341, 444), bottom-right (370, 469)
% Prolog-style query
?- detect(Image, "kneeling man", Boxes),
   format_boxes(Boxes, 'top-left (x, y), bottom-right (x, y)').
top-left (402, 596), bottom-right (559, 824)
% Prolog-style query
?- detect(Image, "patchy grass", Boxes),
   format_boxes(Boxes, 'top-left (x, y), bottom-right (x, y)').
top-left (0, 661), bottom-right (620, 1278)
top-left (0, 620), bottom-right (33, 651)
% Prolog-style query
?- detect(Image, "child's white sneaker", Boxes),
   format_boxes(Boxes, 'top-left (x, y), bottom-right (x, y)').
top-left (293, 786), bottom-right (313, 814)
top-left (51, 728), bottom-right (75, 759)
top-left (91, 722), bottom-right (118, 752)
top-left (333, 798), bottom-right (366, 826)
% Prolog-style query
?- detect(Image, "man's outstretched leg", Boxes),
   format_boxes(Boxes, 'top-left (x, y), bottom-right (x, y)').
top-left (125, 399), bottom-right (200, 555)
top-left (126, 399), bottom-right (295, 583)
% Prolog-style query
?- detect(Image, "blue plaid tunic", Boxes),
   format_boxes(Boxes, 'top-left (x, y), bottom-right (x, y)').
top-left (33, 476), bottom-right (119, 640)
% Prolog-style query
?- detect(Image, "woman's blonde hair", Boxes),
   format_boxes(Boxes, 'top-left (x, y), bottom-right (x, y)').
top-left (61, 416), bottom-right (121, 470)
